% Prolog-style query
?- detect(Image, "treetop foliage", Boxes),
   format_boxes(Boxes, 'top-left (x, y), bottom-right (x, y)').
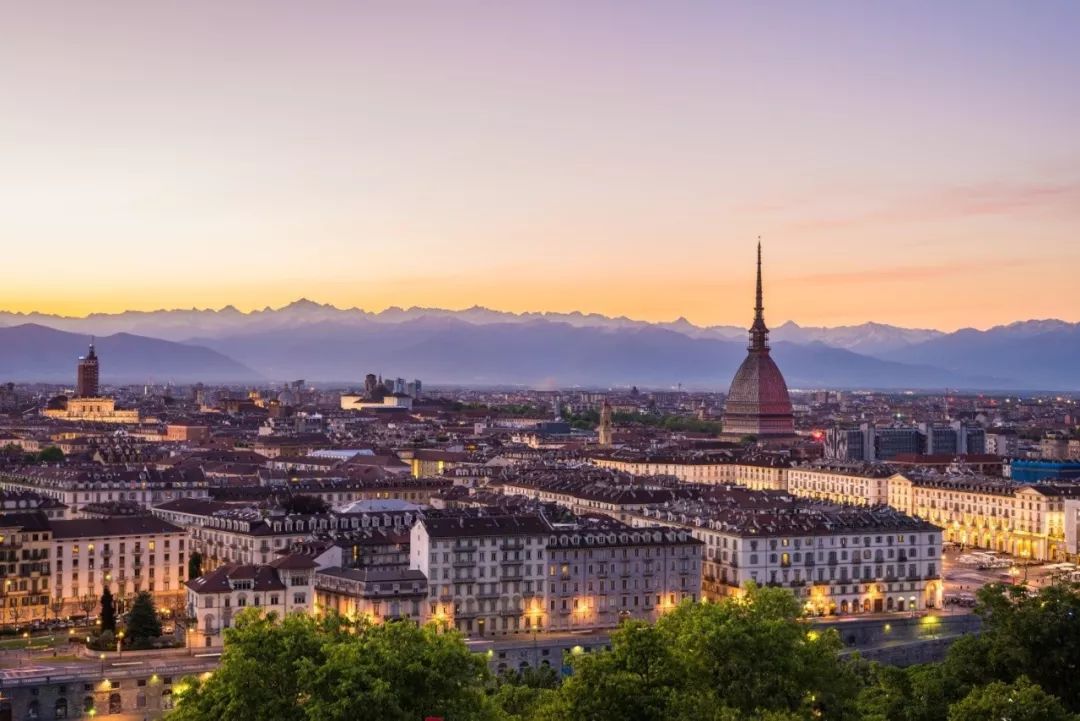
top-left (170, 582), bottom-right (1080, 721)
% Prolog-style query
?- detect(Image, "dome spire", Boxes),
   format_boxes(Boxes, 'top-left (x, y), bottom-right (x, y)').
top-left (755, 238), bottom-right (763, 318)
top-left (748, 238), bottom-right (769, 351)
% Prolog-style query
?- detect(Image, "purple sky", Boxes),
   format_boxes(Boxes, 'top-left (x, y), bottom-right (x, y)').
top-left (2, 1), bottom-right (1078, 329)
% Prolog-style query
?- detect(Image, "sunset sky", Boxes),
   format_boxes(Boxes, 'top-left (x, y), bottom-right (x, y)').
top-left (2, 1), bottom-right (1078, 330)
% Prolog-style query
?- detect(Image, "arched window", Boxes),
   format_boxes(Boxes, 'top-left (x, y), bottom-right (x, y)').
top-left (26, 699), bottom-right (40, 719)
top-left (54, 697), bottom-right (68, 719)
top-left (83, 697), bottom-right (94, 714)
top-left (109, 693), bottom-right (122, 714)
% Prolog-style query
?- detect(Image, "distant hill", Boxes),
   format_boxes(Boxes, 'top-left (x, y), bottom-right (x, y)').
top-left (1, 303), bottom-right (1077, 389)
top-left (0, 300), bottom-right (941, 355)
top-left (882, 321), bottom-right (1080, 390)
top-left (0, 324), bottom-right (259, 384)
top-left (185, 318), bottom-right (1008, 389)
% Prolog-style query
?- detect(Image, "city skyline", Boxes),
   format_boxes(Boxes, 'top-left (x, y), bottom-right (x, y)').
top-left (3, 1), bottom-right (1079, 329)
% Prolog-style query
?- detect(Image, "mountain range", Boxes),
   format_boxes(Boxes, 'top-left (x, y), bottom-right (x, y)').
top-left (0, 325), bottom-right (258, 384)
top-left (0, 301), bottom-right (1076, 390)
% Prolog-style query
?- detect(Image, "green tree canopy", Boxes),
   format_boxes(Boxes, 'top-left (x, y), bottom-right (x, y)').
top-left (100, 586), bottom-right (116, 633)
top-left (943, 583), bottom-right (1080, 709)
top-left (857, 583), bottom-right (1080, 721)
top-left (36, 446), bottom-right (64, 463)
top-left (126, 590), bottom-right (162, 643)
top-left (947, 677), bottom-right (1074, 721)
top-left (172, 611), bottom-right (503, 721)
top-left (535, 584), bottom-right (859, 721)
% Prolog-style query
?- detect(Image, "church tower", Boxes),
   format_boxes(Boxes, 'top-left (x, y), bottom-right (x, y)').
top-left (76, 339), bottom-right (100, 398)
top-left (597, 399), bottom-right (613, 447)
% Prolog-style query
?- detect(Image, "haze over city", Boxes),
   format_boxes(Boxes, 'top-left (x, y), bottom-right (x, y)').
top-left (3, 1), bottom-right (1080, 330)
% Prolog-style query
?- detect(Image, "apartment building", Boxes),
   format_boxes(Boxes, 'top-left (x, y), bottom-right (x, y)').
top-left (634, 500), bottom-right (942, 615)
top-left (785, 462), bottom-right (892, 506)
top-left (887, 473), bottom-right (1080, 561)
top-left (0, 513), bottom-right (52, 626)
top-left (543, 519), bottom-right (702, 632)
top-left (314, 567), bottom-right (428, 624)
top-left (497, 476), bottom-right (680, 524)
top-left (0, 466), bottom-right (209, 513)
top-left (51, 516), bottom-right (188, 616)
top-left (589, 451), bottom-right (743, 484)
top-left (588, 451), bottom-right (791, 490)
top-left (410, 514), bottom-right (551, 637)
top-left (186, 554), bottom-right (317, 647)
top-left (154, 499), bottom-right (420, 570)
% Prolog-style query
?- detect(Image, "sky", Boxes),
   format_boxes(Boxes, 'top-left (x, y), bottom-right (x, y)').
top-left (1, 1), bottom-right (1079, 331)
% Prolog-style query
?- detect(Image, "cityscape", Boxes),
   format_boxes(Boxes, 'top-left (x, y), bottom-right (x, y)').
top-left (2, 2), bottom-right (1079, 721)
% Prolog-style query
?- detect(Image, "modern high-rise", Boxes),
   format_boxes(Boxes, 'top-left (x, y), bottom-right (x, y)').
top-left (76, 340), bottom-right (100, 397)
top-left (723, 242), bottom-right (795, 439)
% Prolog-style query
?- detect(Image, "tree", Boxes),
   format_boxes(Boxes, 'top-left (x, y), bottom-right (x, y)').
top-left (279, 494), bottom-right (329, 515)
top-left (170, 611), bottom-right (502, 721)
top-left (188, 551), bottom-right (203, 580)
top-left (126, 591), bottom-right (162, 644)
top-left (8, 602), bottom-right (24, 630)
top-left (100, 587), bottom-right (116, 633)
top-left (78, 593), bottom-right (98, 621)
top-left (493, 666), bottom-right (561, 721)
top-left (947, 677), bottom-right (1073, 721)
top-left (943, 583), bottom-right (1080, 710)
top-left (857, 584), bottom-right (1080, 721)
top-left (49, 596), bottom-right (65, 622)
top-left (535, 585), bottom-right (860, 721)
top-left (36, 446), bottom-right (64, 463)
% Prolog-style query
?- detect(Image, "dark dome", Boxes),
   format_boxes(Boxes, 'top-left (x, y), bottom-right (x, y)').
top-left (721, 241), bottom-right (795, 438)
top-left (724, 350), bottom-right (794, 437)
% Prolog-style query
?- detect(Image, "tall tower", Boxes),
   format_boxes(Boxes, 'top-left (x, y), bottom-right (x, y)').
top-left (722, 241), bottom-right (795, 439)
top-left (76, 339), bottom-right (100, 398)
top-left (748, 240), bottom-right (769, 351)
top-left (597, 399), bottom-right (613, 447)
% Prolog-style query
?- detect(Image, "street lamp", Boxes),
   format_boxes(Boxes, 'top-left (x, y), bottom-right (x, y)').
top-left (117, 630), bottom-right (124, 657)
top-left (99, 652), bottom-right (106, 675)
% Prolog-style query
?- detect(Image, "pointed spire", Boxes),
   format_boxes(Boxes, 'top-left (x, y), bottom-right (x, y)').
top-left (755, 237), bottom-right (763, 321)
top-left (748, 238), bottom-right (770, 352)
